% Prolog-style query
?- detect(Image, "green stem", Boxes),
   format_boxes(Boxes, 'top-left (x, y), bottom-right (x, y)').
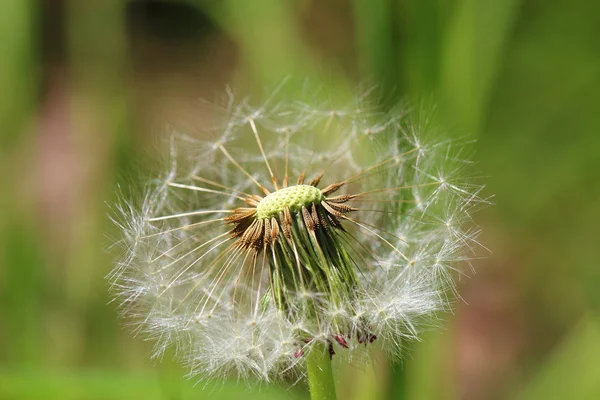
top-left (306, 342), bottom-right (337, 400)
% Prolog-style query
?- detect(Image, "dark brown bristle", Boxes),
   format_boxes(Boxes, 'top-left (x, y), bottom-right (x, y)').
top-left (281, 212), bottom-right (292, 239)
top-left (302, 206), bottom-right (315, 231)
top-left (324, 202), bottom-right (355, 214)
top-left (283, 208), bottom-right (293, 226)
top-left (317, 205), bottom-right (330, 230)
top-left (321, 201), bottom-right (344, 218)
top-left (239, 220), bottom-right (258, 247)
top-left (311, 204), bottom-right (321, 230)
top-left (297, 171), bottom-right (305, 185)
top-left (225, 208), bottom-right (256, 222)
top-left (321, 182), bottom-right (344, 196)
top-left (327, 213), bottom-right (343, 230)
top-left (325, 194), bottom-right (356, 203)
top-left (271, 217), bottom-right (280, 241)
top-left (310, 171), bottom-right (325, 187)
top-left (264, 217), bottom-right (272, 247)
top-left (245, 198), bottom-right (260, 207)
top-left (248, 220), bottom-right (264, 250)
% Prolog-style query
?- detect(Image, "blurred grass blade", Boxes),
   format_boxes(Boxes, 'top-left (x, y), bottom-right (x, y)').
top-left (439, 0), bottom-right (520, 134)
top-left (200, 0), bottom-right (317, 88)
top-left (352, 0), bottom-right (398, 94)
top-left (1, 217), bottom-right (45, 364)
top-left (0, 0), bottom-right (38, 149)
top-left (405, 327), bottom-right (458, 400)
top-left (517, 315), bottom-right (600, 400)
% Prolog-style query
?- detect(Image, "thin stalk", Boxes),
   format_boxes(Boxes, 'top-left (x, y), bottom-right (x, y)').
top-left (306, 342), bottom-right (337, 400)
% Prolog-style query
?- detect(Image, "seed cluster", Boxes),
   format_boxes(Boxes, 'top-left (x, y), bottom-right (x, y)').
top-left (223, 167), bottom-right (364, 324)
top-left (227, 180), bottom-right (354, 252)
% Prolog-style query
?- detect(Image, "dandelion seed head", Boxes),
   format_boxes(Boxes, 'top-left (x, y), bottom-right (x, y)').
top-left (109, 85), bottom-right (485, 382)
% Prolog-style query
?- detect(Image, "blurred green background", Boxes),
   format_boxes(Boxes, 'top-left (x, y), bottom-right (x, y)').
top-left (1, 0), bottom-right (599, 399)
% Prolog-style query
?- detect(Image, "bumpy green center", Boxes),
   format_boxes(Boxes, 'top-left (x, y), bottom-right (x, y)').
top-left (256, 185), bottom-right (324, 219)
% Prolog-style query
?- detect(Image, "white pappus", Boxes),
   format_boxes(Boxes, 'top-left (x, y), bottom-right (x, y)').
top-left (109, 85), bottom-right (486, 383)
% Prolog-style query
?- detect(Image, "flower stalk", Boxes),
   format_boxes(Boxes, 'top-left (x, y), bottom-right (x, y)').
top-left (306, 342), bottom-right (337, 400)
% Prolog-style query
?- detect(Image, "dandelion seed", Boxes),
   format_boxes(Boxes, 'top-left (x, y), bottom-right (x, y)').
top-left (109, 87), bottom-right (486, 384)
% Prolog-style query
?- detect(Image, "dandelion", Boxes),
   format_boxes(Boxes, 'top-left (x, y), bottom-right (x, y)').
top-left (109, 86), bottom-right (485, 398)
